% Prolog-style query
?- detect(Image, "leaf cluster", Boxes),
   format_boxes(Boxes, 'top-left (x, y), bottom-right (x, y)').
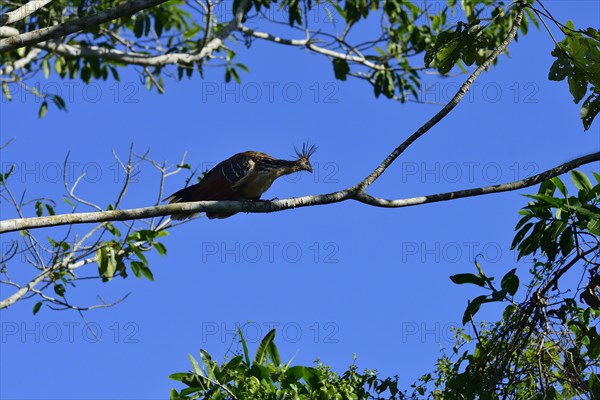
top-left (169, 328), bottom-right (406, 400)
top-left (439, 170), bottom-right (600, 398)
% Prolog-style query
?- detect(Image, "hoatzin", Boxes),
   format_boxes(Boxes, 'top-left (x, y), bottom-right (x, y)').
top-left (166, 143), bottom-right (317, 219)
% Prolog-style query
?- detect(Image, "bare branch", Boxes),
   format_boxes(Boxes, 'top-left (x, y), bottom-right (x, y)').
top-left (0, 267), bottom-right (54, 309)
top-left (63, 152), bottom-right (103, 212)
top-left (240, 26), bottom-right (388, 71)
top-left (40, 292), bottom-right (131, 311)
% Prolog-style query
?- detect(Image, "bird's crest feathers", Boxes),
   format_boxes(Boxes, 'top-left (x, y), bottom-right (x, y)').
top-left (294, 142), bottom-right (318, 160)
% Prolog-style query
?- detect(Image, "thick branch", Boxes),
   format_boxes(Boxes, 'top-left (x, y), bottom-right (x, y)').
top-left (1, 152), bottom-right (597, 233)
top-left (0, 26), bottom-right (20, 37)
top-left (0, 0), bottom-right (170, 53)
top-left (0, 0), bottom-right (54, 27)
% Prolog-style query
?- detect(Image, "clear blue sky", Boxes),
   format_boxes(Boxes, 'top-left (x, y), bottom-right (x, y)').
top-left (1, 1), bottom-right (599, 399)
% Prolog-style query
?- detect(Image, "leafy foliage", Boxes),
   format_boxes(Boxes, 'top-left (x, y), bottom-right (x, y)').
top-left (548, 21), bottom-right (600, 130)
top-left (170, 327), bottom-right (405, 400)
top-left (441, 170), bottom-right (600, 398)
top-left (2, 0), bottom-right (598, 127)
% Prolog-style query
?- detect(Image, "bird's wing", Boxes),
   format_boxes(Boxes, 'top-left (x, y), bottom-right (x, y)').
top-left (221, 151), bottom-right (263, 186)
top-left (167, 151), bottom-right (270, 202)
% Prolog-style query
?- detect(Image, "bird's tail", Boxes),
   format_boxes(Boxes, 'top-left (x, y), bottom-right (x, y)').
top-left (164, 185), bottom-right (236, 220)
top-left (164, 185), bottom-right (200, 220)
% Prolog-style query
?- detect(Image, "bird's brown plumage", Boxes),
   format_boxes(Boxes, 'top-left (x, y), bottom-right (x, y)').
top-left (166, 144), bottom-right (317, 219)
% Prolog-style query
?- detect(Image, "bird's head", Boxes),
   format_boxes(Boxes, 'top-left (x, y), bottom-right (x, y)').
top-left (293, 142), bottom-right (318, 173)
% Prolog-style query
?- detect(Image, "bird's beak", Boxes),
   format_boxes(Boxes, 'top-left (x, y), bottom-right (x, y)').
top-left (307, 164), bottom-right (313, 173)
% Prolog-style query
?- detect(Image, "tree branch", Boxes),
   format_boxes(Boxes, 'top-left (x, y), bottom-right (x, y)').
top-left (0, 0), bottom-right (54, 27)
top-left (0, 46), bottom-right (42, 74)
top-left (0, 0), bottom-right (171, 53)
top-left (354, 152), bottom-right (600, 207)
top-left (0, 26), bottom-right (19, 37)
top-left (1, 0), bottom-right (249, 68)
top-left (350, 2), bottom-right (526, 193)
top-left (1, 151), bottom-right (597, 233)
top-left (0, 268), bottom-right (54, 309)
top-left (239, 26), bottom-right (388, 71)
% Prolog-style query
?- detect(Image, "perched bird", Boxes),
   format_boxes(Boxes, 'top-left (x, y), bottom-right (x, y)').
top-left (166, 143), bottom-right (317, 219)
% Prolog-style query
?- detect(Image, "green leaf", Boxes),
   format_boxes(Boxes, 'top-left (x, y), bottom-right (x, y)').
top-left (62, 197), bottom-right (75, 207)
top-left (132, 247), bottom-right (148, 265)
top-left (254, 329), bottom-right (276, 365)
top-left (54, 284), bottom-right (66, 297)
top-left (267, 336), bottom-right (281, 366)
top-left (571, 170), bottom-right (593, 192)
top-left (588, 334), bottom-right (600, 358)
top-left (550, 176), bottom-right (568, 197)
top-left (514, 214), bottom-right (534, 231)
top-left (2, 81), bottom-right (12, 101)
top-left (238, 326), bottom-right (250, 365)
top-left (500, 268), bottom-right (519, 296)
top-left (583, 91), bottom-right (600, 130)
top-left (1, 164), bottom-right (14, 183)
top-left (568, 73), bottom-right (588, 104)
top-left (38, 101), bottom-right (48, 118)
top-left (235, 63), bottom-right (249, 73)
top-left (524, 193), bottom-right (562, 208)
top-left (169, 372), bottom-right (192, 381)
top-left (35, 201), bottom-right (43, 217)
top-left (462, 295), bottom-right (489, 325)
top-left (284, 365), bottom-right (307, 382)
top-left (33, 301), bottom-right (42, 315)
top-left (154, 242), bottom-right (167, 256)
top-left (590, 373), bottom-right (600, 400)
top-left (139, 264), bottom-right (154, 281)
top-left (52, 95), bottom-right (67, 111)
top-left (549, 47), bottom-right (570, 82)
top-left (188, 354), bottom-right (205, 377)
top-left (45, 204), bottom-right (55, 216)
top-left (134, 16), bottom-right (144, 38)
top-left (54, 58), bottom-right (63, 76)
top-left (220, 355), bottom-right (244, 379)
top-left (511, 222), bottom-right (533, 250)
top-left (104, 247), bottom-right (117, 280)
top-left (559, 227), bottom-right (574, 256)
top-left (450, 273), bottom-right (486, 287)
top-left (199, 349), bottom-right (216, 381)
top-left (332, 59), bottom-right (350, 81)
top-left (588, 219), bottom-right (600, 235)
top-left (300, 366), bottom-right (319, 389)
top-left (97, 247), bottom-right (107, 279)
